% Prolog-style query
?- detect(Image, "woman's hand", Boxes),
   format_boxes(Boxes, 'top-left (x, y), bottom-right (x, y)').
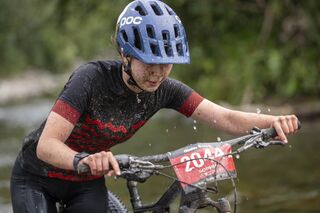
top-left (271, 115), bottom-right (299, 143)
top-left (79, 151), bottom-right (121, 177)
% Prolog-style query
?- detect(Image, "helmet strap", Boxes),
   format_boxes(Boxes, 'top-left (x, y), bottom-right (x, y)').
top-left (123, 57), bottom-right (144, 92)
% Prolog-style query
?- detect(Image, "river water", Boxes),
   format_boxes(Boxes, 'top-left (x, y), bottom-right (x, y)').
top-left (0, 99), bottom-right (319, 213)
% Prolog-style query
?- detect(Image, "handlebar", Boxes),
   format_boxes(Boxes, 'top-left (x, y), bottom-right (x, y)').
top-left (77, 123), bottom-right (301, 175)
top-left (76, 124), bottom-right (301, 213)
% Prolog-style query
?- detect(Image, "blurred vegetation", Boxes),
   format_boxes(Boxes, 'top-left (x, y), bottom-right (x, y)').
top-left (0, 0), bottom-right (319, 104)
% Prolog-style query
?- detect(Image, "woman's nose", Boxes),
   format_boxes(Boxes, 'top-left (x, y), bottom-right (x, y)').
top-left (150, 65), bottom-right (167, 76)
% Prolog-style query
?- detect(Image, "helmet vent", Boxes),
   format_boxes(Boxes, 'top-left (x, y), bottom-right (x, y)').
top-left (162, 31), bottom-right (169, 42)
top-left (150, 2), bottom-right (163, 16)
top-left (162, 30), bottom-right (173, 57)
top-left (133, 27), bottom-right (143, 51)
top-left (135, 5), bottom-right (147, 16)
top-left (165, 6), bottom-right (175, 15)
top-left (176, 43), bottom-right (183, 56)
top-left (164, 45), bottom-right (173, 57)
top-left (150, 43), bottom-right (160, 56)
top-left (121, 30), bottom-right (128, 42)
top-left (146, 25), bottom-right (155, 38)
top-left (174, 24), bottom-right (180, 38)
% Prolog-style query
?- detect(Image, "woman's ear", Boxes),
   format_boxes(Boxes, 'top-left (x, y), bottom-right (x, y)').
top-left (121, 54), bottom-right (132, 65)
top-left (120, 52), bottom-right (125, 59)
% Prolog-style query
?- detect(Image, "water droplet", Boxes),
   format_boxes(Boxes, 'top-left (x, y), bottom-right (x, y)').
top-left (193, 126), bottom-right (197, 131)
top-left (213, 120), bottom-right (217, 123)
top-left (148, 143), bottom-right (152, 147)
top-left (235, 154), bottom-right (240, 159)
top-left (193, 120), bottom-right (197, 124)
top-left (166, 129), bottom-right (169, 133)
top-left (267, 108), bottom-right (271, 112)
top-left (173, 126), bottom-right (176, 129)
top-left (217, 137), bottom-right (221, 142)
top-left (289, 145), bottom-right (292, 148)
top-left (136, 94), bottom-right (141, 103)
top-left (256, 108), bottom-right (261, 114)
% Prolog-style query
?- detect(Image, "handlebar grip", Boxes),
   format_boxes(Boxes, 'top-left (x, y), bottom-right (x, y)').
top-left (262, 120), bottom-right (302, 140)
top-left (262, 127), bottom-right (277, 139)
top-left (76, 154), bottom-right (131, 174)
top-left (77, 163), bottom-right (90, 174)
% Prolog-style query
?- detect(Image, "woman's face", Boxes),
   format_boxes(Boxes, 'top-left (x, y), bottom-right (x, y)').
top-left (126, 58), bottom-right (173, 92)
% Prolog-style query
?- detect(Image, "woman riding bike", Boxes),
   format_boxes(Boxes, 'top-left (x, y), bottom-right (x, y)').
top-left (10, 0), bottom-right (299, 212)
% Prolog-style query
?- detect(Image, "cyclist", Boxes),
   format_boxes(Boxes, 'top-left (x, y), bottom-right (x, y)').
top-left (10, 0), bottom-right (299, 212)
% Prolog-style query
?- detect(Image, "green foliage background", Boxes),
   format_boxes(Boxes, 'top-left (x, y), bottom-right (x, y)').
top-left (1, 0), bottom-right (319, 104)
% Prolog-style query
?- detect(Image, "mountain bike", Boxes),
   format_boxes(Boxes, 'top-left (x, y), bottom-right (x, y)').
top-left (74, 125), bottom-right (300, 213)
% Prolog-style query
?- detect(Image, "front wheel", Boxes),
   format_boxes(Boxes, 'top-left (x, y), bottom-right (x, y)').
top-left (108, 191), bottom-right (128, 213)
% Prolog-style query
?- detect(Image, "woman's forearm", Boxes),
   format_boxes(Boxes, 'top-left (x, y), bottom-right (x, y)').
top-left (224, 109), bottom-right (275, 135)
top-left (37, 137), bottom-right (77, 170)
top-left (191, 99), bottom-right (294, 136)
top-left (36, 112), bottom-right (77, 170)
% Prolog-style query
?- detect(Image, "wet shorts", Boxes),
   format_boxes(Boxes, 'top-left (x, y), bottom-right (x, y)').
top-left (10, 161), bottom-right (108, 213)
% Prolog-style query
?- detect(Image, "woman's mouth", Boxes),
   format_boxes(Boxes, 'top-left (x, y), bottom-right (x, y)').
top-left (147, 80), bottom-right (159, 87)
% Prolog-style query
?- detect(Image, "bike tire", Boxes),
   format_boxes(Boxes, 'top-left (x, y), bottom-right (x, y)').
top-left (108, 191), bottom-right (128, 213)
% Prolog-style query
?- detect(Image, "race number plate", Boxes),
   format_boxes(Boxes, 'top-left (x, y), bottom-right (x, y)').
top-left (168, 142), bottom-right (236, 192)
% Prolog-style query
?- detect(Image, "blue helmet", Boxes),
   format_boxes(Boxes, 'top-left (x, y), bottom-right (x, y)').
top-left (115, 0), bottom-right (190, 64)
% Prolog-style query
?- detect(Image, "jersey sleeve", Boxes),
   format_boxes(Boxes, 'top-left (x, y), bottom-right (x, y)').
top-left (51, 63), bottom-right (97, 124)
top-left (164, 79), bottom-right (204, 117)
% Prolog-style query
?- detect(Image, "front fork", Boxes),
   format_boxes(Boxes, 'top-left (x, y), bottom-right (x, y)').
top-left (179, 189), bottom-right (231, 213)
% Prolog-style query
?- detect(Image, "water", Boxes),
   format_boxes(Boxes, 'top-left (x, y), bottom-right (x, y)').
top-left (1, 99), bottom-right (319, 212)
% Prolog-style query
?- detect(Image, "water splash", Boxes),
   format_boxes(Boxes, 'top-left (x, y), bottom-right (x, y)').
top-left (256, 108), bottom-right (261, 114)
top-left (136, 94), bottom-right (141, 103)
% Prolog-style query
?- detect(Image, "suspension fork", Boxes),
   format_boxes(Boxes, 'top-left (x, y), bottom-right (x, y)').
top-left (179, 189), bottom-right (231, 213)
top-left (127, 180), bottom-right (182, 212)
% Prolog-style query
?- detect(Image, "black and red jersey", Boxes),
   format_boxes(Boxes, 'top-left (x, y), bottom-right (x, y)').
top-left (16, 60), bottom-right (204, 181)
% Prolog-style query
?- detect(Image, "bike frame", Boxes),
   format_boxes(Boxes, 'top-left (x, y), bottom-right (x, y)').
top-left (127, 180), bottom-right (180, 212)
top-left (126, 179), bottom-right (231, 213)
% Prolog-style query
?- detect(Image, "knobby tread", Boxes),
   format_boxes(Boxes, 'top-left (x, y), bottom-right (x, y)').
top-left (108, 191), bottom-right (128, 213)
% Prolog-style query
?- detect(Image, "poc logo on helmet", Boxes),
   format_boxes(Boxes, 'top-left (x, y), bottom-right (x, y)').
top-left (120, 16), bottom-right (143, 27)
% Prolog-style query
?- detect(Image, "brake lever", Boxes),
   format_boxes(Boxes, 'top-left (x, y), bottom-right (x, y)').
top-left (118, 168), bottom-right (154, 183)
top-left (254, 140), bottom-right (285, 148)
top-left (131, 159), bottom-right (154, 167)
top-left (268, 140), bottom-right (285, 146)
top-left (236, 135), bottom-right (261, 153)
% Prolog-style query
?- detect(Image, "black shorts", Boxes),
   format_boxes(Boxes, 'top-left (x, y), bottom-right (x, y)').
top-left (10, 161), bottom-right (108, 213)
